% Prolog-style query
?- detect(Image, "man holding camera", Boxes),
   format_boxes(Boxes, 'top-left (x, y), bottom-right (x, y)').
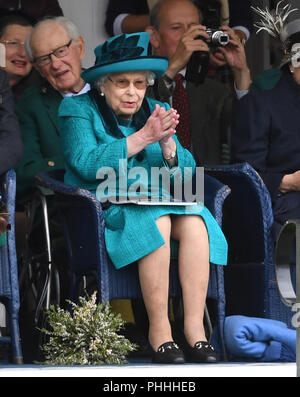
top-left (146, 0), bottom-right (251, 165)
top-left (0, 68), bottom-right (23, 238)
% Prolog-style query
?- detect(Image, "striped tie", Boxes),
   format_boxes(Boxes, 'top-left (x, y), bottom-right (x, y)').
top-left (172, 74), bottom-right (191, 150)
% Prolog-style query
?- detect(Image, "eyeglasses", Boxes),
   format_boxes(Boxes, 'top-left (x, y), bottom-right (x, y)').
top-left (0, 40), bottom-right (25, 49)
top-left (107, 76), bottom-right (148, 90)
top-left (34, 39), bottom-right (73, 67)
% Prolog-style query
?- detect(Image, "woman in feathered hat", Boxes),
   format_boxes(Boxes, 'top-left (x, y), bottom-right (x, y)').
top-left (58, 32), bottom-right (227, 364)
top-left (231, 1), bottom-right (300, 240)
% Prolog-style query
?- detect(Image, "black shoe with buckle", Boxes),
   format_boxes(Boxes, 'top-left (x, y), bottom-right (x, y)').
top-left (185, 341), bottom-right (217, 363)
top-left (152, 341), bottom-right (185, 364)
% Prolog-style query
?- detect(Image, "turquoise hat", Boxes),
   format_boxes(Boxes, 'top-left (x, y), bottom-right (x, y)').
top-left (81, 32), bottom-right (168, 83)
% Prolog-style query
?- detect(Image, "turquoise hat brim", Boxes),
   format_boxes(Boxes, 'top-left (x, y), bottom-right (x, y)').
top-left (81, 56), bottom-right (168, 83)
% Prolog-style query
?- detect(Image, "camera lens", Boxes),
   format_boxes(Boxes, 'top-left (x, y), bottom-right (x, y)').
top-left (211, 31), bottom-right (229, 46)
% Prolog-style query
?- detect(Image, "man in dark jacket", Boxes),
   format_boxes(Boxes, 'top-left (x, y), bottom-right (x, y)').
top-left (0, 69), bottom-right (23, 175)
top-left (0, 1), bottom-right (63, 23)
top-left (0, 69), bottom-right (23, 239)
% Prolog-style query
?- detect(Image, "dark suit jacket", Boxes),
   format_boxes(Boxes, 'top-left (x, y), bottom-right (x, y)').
top-left (149, 76), bottom-right (234, 165)
top-left (228, 0), bottom-right (253, 33)
top-left (0, 70), bottom-right (23, 175)
top-left (232, 72), bottom-right (300, 200)
top-left (15, 83), bottom-right (64, 193)
top-left (231, 72), bottom-right (300, 232)
top-left (0, 1), bottom-right (63, 22)
top-left (105, 0), bottom-right (253, 36)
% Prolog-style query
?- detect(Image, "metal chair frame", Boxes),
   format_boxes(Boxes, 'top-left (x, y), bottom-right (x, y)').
top-left (18, 189), bottom-right (60, 326)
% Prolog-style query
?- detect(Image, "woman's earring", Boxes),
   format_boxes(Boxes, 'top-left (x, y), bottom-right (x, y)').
top-left (100, 92), bottom-right (104, 96)
top-left (290, 68), bottom-right (294, 74)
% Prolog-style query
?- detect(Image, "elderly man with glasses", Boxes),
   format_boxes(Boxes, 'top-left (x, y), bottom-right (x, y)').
top-left (12, 19), bottom-right (89, 357)
top-left (14, 16), bottom-right (89, 195)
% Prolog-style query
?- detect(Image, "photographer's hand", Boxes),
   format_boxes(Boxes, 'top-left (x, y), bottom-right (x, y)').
top-left (217, 26), bottom-right (251, 91)
top-left (209, 51), bottom-right (227, 68)
top-left (166, 24), bottom-right (209, 79)
top-left (210, 27), bottom-right (248, 68)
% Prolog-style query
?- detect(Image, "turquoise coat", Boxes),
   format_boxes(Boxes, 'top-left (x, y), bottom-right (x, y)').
top-left (59, 93), bottom-right (227, 269)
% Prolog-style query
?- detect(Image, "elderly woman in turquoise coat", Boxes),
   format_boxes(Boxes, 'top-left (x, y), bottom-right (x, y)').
top-left (58, 32), bottom-right (227, 364)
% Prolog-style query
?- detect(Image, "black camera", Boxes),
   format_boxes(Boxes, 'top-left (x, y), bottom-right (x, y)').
top-left (185, 28), bottom-right (230, 86)
top-left (205, 28), bottom-right (230, 47)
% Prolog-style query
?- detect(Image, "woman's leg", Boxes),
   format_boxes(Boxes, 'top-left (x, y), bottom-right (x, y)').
top-left (171, 215), bottom-right (210, 346)
top-left (138, 215), bottom-right (173, 351)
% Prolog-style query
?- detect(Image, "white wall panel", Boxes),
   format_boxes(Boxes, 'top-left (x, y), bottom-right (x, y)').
top-left (58, 0), bottom-right (109, 68)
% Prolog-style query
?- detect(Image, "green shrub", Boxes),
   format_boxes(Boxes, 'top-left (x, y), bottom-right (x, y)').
top-left (38, 292), bottom-right (137, 365)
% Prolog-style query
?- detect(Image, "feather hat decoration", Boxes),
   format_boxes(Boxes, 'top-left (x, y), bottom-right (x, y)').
top-left (251, 1), bottom-right (300, 67)
top-left (251, 0), bottom-right (298, 43)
